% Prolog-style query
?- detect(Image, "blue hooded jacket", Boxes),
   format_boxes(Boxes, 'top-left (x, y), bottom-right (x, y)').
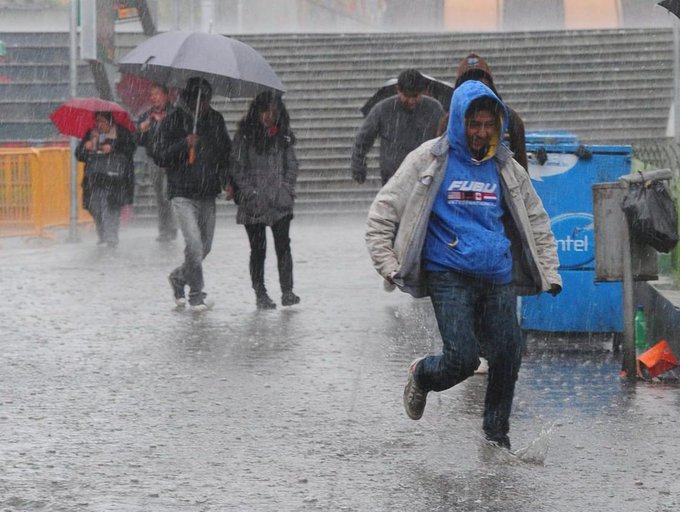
top-left (422, 80), bottom-right (513, 283)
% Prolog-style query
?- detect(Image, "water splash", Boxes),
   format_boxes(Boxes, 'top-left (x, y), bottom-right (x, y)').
top-left (513, 423), bottom-right (554, 464)
top-left (476, 423), bottom-right (553, 465)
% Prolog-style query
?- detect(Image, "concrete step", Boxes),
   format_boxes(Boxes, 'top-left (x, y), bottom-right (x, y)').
top-left (0, 63), bottom-right (91, 82)
top-left (4, 46), bottom-right (70, 63)
top-left (0, 122), bottom-right (61, 141)
top-left (0, 82), bottom-right (98, 100)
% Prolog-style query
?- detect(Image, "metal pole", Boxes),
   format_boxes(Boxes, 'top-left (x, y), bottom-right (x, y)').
top-left (621, 215), bottom-right (636, 381)
top-left (67, 0), bottom-right (79, 243)
top-left (674, 20), bottom-right (680, 145)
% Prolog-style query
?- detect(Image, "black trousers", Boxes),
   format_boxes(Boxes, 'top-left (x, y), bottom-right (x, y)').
top-left (244, 215), bottom-right (293, 295)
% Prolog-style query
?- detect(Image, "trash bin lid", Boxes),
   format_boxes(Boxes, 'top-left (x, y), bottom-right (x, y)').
top-left (525, 130), bottom-right (579, 146)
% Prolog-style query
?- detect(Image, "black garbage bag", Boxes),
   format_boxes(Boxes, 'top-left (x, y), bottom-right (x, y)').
top-left (622, 178), bottom-right (679, 253)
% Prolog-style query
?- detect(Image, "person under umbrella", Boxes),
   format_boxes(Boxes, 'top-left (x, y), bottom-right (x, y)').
top-left (75, 111), bottom-right (136, 248)
top-left (136, 82), bottom-right (178, 243)
top-left (151, 77), bottom-right (231, 312)
top-left (229, 91), bottom-right (300, 310)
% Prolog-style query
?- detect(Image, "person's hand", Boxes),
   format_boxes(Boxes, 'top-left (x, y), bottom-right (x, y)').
top-left (186, 134), bottom-right (199, 148)
top-left (100, 143), bottom-right (112, 154)
top-left (84, 140), bottom-right (95, 151)
top-left (548, 284), bottom-right (562, 297)
top-left (139, 119), bottom-right (151, 132)
top-left (352, 171), bottom-right (366, 184)
top-left (383, 271), bottom-right (397, 292)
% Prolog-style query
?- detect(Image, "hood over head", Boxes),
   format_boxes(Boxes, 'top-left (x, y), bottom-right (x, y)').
top-left (446, 80), bottom-right (507, 162)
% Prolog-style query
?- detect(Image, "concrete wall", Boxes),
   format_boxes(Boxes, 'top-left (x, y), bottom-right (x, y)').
top-left (637, 280), bottom-right (680, 362)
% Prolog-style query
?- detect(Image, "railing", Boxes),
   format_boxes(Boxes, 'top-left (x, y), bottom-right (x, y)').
top-left (0, 147), bottom-right (91, 238)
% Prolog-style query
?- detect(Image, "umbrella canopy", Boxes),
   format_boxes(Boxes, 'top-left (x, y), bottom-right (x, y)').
top-left (116, 73), bottom-right (178, 117)
top-left (118, 31), bottom-right (285, 98)
top-left (49, 97), bottom-right (136, 139)
top-left (360, 73), bottom-right (454, 117)
top-left (658, 0), bottom-right (680, 19)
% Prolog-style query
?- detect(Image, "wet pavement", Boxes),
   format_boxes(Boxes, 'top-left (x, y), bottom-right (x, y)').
top-left (1, 214), bottom-right (680, 512)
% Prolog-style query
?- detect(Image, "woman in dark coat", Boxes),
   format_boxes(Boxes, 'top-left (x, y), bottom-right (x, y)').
top-left (75, 111), bottom-right (136, 247)
top-left (230, 91), bottom-right (300, 309)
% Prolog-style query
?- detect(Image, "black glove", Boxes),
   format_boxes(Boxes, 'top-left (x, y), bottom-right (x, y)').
top-left (352, 171), bottom-right (366, 184)
top-left (548, 284), bottom-right (562, 297)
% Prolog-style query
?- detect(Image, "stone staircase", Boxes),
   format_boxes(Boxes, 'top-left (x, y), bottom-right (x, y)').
top-left (0, 29), bottom-right (675, 217)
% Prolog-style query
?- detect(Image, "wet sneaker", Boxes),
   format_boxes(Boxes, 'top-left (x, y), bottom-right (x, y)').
top-left (256, 292), bottom-right (276, 310)
top-left (485, 434), bottom-right (511, 450)
top-left (281, 291), bottom-right (300, 306)
top-left (403, 357), bottom-right (427, 420)
top-left (189, 295), bottom-right (214, 312)
top-left (168, 274), bottom-right (186, 307)
top-left (475, 357), bottom-right (489, 374)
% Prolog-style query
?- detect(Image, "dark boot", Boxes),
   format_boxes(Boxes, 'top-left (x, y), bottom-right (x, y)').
top-left (281, 290), bottom-right (300, 306)
top-left (256, 291), bottom-right (276, 310)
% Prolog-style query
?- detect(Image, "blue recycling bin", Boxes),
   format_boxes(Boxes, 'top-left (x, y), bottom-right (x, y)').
top-left (521, 131), bottom-right (632, 333)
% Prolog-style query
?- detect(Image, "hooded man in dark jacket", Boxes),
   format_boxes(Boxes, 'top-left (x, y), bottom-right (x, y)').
top-left (453, 53), bottom-right (528, 171)
top-left (152, 77), bottom-right (231, 311)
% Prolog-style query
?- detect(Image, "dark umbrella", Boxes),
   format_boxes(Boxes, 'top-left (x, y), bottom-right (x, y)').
top-left (49, 97), bottom-right (136, 139)
top-left (118, 31), bottom-right (285, 99)
top-left (360, 73), bottom-right (454, 117)
top-left (658, 0), bottom-right (680, 19)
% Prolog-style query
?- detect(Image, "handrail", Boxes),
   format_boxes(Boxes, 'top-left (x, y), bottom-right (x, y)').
top-left (619, 169), bottom-right (675, 183)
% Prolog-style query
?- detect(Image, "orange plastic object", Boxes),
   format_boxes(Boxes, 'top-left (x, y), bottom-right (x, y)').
top-left (638, 340), bottom-right (679, 378)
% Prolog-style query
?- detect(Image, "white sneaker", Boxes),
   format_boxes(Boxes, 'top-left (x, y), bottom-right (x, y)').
top-left (189, 298), bottom-right (214, 312)
top-left (475, 357), bottom-right (489, 374)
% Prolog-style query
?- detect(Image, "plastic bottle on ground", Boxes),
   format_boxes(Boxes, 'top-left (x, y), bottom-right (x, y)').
top-left (634, 305), bottom-right (648, 354)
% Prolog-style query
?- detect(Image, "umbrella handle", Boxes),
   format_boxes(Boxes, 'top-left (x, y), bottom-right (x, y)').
top-left (188, 88), bottom-right (202, 165)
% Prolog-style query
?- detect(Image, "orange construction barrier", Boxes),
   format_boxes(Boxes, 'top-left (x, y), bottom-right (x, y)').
top-left (638, 340), bottom-right (679, 378)
top-left (0, 147), bottom-right (91, 238)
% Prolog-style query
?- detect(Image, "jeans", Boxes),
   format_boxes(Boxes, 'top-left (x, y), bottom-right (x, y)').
top-left (149, 160), bottom-right (177, 239)
top-left (88, 187), bottom-right (121, 245)
top-left (170, 197), bottom-right (216, 301)
top-left (244, 215), bottom-right (293, 295)
top-left (417, 270), bottom-right (523, 442)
